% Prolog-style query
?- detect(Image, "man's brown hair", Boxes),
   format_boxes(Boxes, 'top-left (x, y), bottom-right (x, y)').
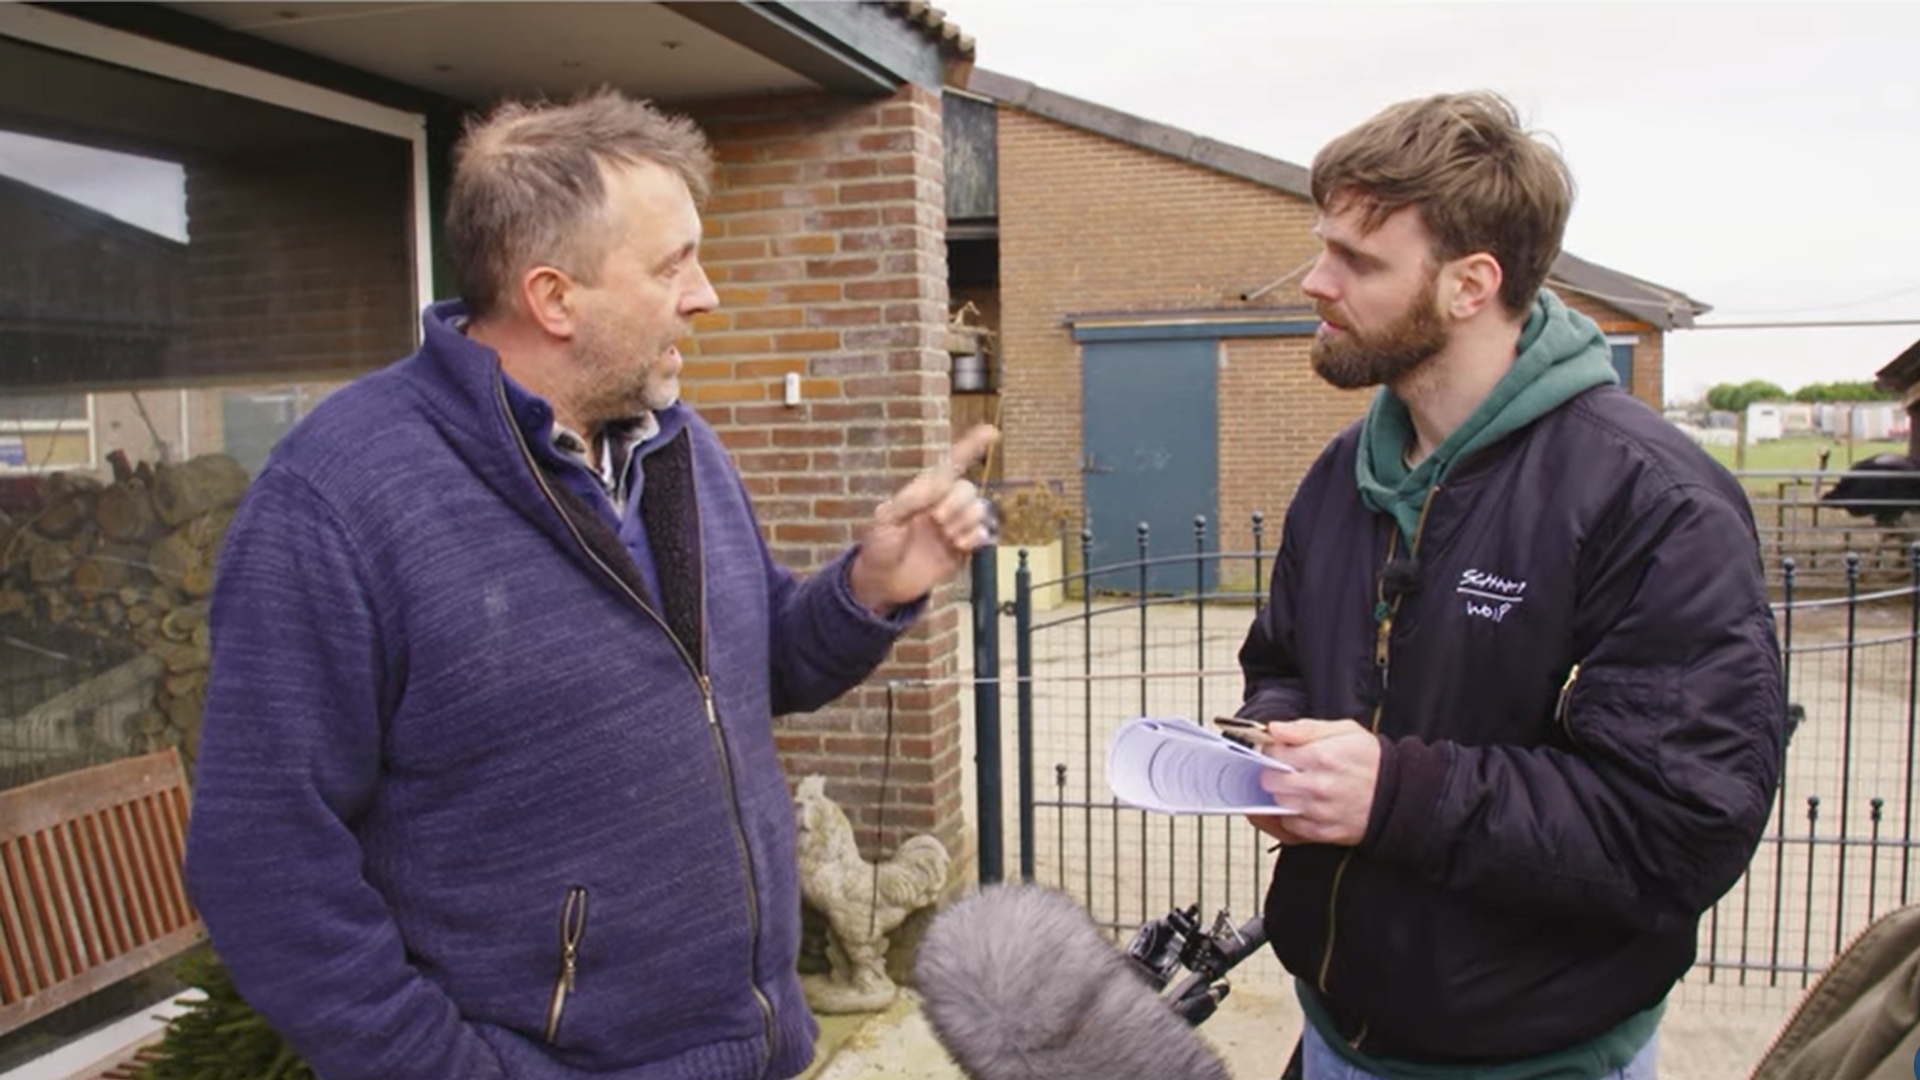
top-left (447, 88), bottom-right (714, 318)
top-left (1310, 91), bottom-right (1573, 317)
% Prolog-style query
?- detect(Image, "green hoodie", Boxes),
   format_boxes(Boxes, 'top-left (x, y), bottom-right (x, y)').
top-left (1356, 289), bottom-right (1619, 547)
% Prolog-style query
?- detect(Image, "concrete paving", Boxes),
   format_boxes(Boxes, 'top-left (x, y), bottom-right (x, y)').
top-left (802, 977), bottom-right (1790, 1080)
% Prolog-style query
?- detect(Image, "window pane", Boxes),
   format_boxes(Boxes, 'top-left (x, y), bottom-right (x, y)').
top-left (1609, 342), bottom-right (1635, 387)
top-left (0, 34), bottom-right (414, 793)
top-left (0, 393), bottom-right (88, 424)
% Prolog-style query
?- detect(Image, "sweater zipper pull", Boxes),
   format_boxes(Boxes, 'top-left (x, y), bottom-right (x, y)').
top-left (1374, 615), bottom-right (1392, 692)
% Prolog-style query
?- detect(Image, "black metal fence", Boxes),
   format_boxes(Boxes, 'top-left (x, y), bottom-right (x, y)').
top-left (969, 509), bottom-right (1920, 993)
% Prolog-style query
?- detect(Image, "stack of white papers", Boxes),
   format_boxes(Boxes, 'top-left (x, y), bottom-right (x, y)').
top-left (1106, 716), bottom-right (1299, 815)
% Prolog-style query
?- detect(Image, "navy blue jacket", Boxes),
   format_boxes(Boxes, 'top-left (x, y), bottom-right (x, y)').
top-left (1241, 384), bottom-right (1783, 1062)
top-left (186, 302), bottom-right (911, 1080)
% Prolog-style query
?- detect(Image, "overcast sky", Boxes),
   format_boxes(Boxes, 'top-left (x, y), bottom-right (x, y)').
top-left (937, 0), bottom-right (1920, 404)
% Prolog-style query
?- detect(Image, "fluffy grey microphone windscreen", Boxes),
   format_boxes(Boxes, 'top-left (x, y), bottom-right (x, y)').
top-left (914, 884), bottom-right (1234, 1080)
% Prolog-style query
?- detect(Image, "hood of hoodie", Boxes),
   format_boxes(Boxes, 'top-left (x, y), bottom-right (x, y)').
top-left (1356, 289), bottom-right (1618, 546)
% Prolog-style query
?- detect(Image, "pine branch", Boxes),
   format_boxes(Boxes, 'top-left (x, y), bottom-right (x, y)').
top-left (139, 950), bottom-right (315, 1080)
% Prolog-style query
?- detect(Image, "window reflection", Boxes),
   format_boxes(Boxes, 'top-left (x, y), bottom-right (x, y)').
top-left (0, 34), bottom-right (411, 792)
top-left (0, 129), bottom-right (187, 242)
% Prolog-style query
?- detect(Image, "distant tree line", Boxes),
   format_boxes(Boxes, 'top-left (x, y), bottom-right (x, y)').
top-left (1703, 380), bottom-right (1897, 413)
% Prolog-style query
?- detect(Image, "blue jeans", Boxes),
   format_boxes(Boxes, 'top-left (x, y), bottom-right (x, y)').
top-left (1299, 1023), bottom-right (1658, 1080)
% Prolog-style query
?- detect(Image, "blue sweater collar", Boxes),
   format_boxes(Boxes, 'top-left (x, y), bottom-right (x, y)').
top-left (412, 299), bottom-right (689, 457)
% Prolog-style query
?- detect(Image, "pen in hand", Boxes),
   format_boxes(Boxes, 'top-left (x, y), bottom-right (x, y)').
top-left (1213, 716), bottom-right (1276, 750)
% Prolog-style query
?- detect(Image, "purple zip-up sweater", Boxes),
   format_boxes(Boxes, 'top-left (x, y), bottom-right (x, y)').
top-left (186, 300), bottom-right (913, 1080)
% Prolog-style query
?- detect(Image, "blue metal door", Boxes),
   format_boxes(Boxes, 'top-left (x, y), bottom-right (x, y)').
top-left (1081, 339), bottom-right (1219, 594)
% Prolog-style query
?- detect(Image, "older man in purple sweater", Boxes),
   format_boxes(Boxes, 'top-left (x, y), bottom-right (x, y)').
top-left (184, 90), bottom-right (994, 1080)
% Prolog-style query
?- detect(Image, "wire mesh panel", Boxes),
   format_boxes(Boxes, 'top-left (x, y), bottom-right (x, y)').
top-left (981, 524), bottom-right (1920, 1016)
top-left (996, 516), bottom-right (1281, 967)
top-left (1695, 556), bottom-right (1920, 992)
top-left (0, 456), bottom-right (244, 792)
top-left (0, 630), bottom-right (151, 791)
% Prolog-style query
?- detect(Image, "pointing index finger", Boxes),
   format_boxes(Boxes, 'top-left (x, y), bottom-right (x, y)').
top-left (943, 424), bottom-right (999, 482)
top-left (877, 425), bottom-right (1000, 526)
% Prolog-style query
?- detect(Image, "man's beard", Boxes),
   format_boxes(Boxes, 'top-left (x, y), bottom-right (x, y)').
top-left (574, 324), bottom-right (680, 422)
top-left (1310, 284), bottom-right (1448, 391)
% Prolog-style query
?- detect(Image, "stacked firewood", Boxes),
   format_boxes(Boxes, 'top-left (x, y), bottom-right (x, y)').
top-left (0, 451), bottom-right (249, 759)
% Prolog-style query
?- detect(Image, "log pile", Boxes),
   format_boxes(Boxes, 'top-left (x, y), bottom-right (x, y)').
top-left (0, 452), bottom-right (249, 761)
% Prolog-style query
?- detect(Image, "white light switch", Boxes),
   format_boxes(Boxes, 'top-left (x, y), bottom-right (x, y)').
top-left (783, 371), bottom-right (802, 406)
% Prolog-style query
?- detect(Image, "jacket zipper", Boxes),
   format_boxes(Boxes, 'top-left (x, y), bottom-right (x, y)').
top-left (704, 675), bottom-right (777, 1070)
top-left (1316, 488), bottom-right (1440, 1050)
top-left (498, 382), bottom-right (775, 1065)
top-left (1744, 906), bottom-right (1904, 1078)
top-left (545, 886), bottom-right (589, 1043)
top-left (1556, 664), bottom-right (1581, 744)
top-left (686, 468), bottom-right (777, 1069)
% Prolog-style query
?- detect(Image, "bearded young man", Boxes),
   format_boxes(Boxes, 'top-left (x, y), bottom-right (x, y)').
top-left (185, 90), bottom-right (994, 1080)
top-left (1234, 92), bottom-right (1783, 1080)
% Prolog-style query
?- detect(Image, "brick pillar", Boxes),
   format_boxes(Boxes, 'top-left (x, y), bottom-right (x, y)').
top-left (686, 87), bottom-right (967, 866)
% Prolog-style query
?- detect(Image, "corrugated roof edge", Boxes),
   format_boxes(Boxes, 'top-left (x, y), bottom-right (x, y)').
top-left (875, 0), bottom-right (975, 58)
top-left (967, 67), bottom-right (1709, 330)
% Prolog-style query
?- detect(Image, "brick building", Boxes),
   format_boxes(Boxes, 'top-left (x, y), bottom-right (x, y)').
top-left (946, 70), bottom-right (1708, 585)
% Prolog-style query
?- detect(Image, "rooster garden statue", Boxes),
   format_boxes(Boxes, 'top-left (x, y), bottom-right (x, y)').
top-left (793, 774), bottom-right (951, 1013)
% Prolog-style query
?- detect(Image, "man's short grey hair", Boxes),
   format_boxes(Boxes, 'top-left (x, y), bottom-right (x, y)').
top-left (447, 87), bottom-right (714, 318)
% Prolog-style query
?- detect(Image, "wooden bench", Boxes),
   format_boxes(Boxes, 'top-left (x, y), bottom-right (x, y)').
top-left (0, 749), bottom-right (202, 1036)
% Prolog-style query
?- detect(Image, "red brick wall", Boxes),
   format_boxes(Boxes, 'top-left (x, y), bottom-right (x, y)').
top-left (1217, 337), bottom-right (1372, 577)
top-left (686, 86), bottom-right (966, 858)
top-left (995, 110), bottom-right (1320, 518)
